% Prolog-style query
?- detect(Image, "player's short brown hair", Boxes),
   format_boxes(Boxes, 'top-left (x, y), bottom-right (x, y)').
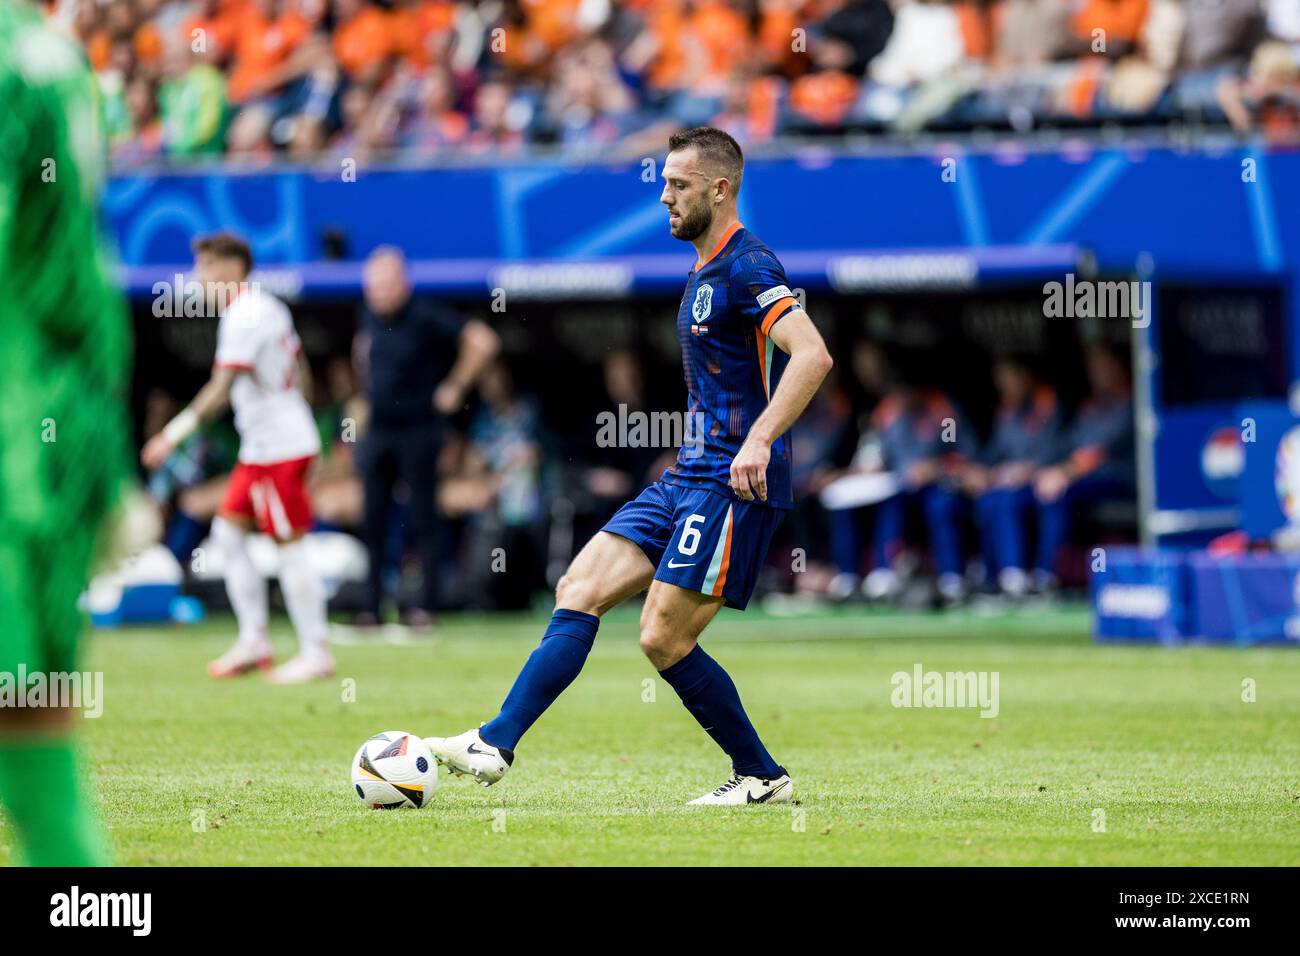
top-left (192, 231), bottom-right (253, 275)
top-left (668, 126), bottom-right (744, 196)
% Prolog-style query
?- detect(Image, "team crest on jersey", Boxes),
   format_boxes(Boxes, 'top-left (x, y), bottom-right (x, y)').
top-left (692, 284), bottom-right (713, 323)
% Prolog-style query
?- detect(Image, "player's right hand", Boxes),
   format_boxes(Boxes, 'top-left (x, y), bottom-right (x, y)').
top-left (730, 437), bottom-right (770, 502)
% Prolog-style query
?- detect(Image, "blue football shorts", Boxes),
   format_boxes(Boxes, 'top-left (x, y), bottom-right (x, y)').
top-left (601, 479), bottom-right (786, 610)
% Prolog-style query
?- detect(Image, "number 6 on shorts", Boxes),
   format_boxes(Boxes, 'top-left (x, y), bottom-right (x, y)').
top-left (678, 513), bottom-right (705, 555)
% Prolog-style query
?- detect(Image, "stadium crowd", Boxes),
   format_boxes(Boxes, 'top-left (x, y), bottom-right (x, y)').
top-left (46, 0), bottom-right (1300, 164)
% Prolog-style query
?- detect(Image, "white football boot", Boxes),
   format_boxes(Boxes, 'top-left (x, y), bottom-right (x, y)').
top-left (424, 728), bottom-right (513, 786)
top-left (862, 568), bottom-right (900, 602)
top-left (265, 652), bottom-right (335, 684)
top-left (207, 641), bottom-right (273, 679)
top-left (688, 770), bottom-right (794, 806)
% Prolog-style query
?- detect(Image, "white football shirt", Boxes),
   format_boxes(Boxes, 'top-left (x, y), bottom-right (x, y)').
top-left (214, 288), bottom-right (321, 465)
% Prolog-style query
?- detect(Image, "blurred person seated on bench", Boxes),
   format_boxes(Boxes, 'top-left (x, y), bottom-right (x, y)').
top-left (964, 355), bottom-right (1063, 598)
top-left (821, 339), bottom-right (893, 599)
top-left (1031, 342), bottom-right (1137, 593)
top-left (785, 365), bottom-right (858, 598)
top-left (849, 363), bottom-right (976, 606)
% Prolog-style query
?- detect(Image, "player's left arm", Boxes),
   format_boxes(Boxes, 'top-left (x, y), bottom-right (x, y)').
top-left (140, 366), bottom-right (239, 469)
top-left (731, 309), bottom-right (833, 502)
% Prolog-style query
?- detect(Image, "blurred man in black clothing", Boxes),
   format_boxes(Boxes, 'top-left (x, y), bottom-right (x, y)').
top-left (355, 247), bottom-right (499, 626)
top-left (817, 0), bottom-right (896, 75)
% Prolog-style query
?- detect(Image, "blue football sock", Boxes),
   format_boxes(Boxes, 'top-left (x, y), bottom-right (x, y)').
top-left (480, 609), bottom-right (598, 751)
top-left (658, 645), bottom-right (782, 779)
top-left (165, 511), bottom-right (207, 566)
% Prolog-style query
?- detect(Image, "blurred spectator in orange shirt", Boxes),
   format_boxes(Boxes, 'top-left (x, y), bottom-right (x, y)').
top-left (392, 0), bottom-right (458, 70)
top-left (491, 0), bottom-right (604, 75)
top-left (790, 69), bottom-right (860, 125)
top-left (624, 0), bottom-right (753, 97)
top-left (131, 0), bottom-right (164, 72)
top-left (623, 0), bottom-right (689, 93)
top-left (682, 0), bottom-right (753, 96)
top-left (228, 0), bottom-right (311, 104)
top-left (523, 0), bottom-right (585, 54)
top-left (757, 0), bottom-right (806, 76)
top-left (953, 0), bottom-right (993, 61)
top-left (334, 0), bottom-right (394, 83)
top-left (492, 0), bottom-right (549, 73)
top-left (1070, 0), bottom-right (1150, 57)
top-left (183, 0), bottom-right (247, 65)
top-left (712, 68), bottom-right (781, 143)
top-left (85, 0), bottom-right (139, 72)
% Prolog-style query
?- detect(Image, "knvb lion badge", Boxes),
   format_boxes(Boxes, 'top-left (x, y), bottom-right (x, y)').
top-left (691, 282), bottom-right (713, 335)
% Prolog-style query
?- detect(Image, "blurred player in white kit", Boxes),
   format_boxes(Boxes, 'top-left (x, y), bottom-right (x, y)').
top-left (142, 232), bottom-right (332, 683)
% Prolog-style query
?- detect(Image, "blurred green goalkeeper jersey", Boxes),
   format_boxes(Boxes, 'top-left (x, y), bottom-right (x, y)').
top-left (0, 2), bottom-right (132, 673)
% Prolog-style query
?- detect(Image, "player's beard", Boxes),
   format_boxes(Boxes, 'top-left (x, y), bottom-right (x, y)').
top-left (672, 202), bottom-right (713, 242)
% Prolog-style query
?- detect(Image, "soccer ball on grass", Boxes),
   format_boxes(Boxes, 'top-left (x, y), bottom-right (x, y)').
top-left (351, 731), bottom-right (438, 809)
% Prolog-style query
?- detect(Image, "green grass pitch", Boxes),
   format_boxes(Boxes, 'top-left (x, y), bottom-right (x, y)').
top-left (4, 605), bottom-right (1298, 866)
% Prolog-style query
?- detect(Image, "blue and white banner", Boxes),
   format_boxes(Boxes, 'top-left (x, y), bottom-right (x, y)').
top-left (105, 146), bottom-right (1300, 297)
top-left (1091, 547), bottom-right (1189, 645)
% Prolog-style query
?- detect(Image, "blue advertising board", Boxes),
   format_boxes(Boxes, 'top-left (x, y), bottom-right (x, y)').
top-left (105, 145), bottom-right (1300, 298)
top-left (1188, 551), bottom-right (1300, 645)
top-left (1237, 400), bottom-right (1300, 540)
top-left (1090, 547), bottom-right (1190, 644)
